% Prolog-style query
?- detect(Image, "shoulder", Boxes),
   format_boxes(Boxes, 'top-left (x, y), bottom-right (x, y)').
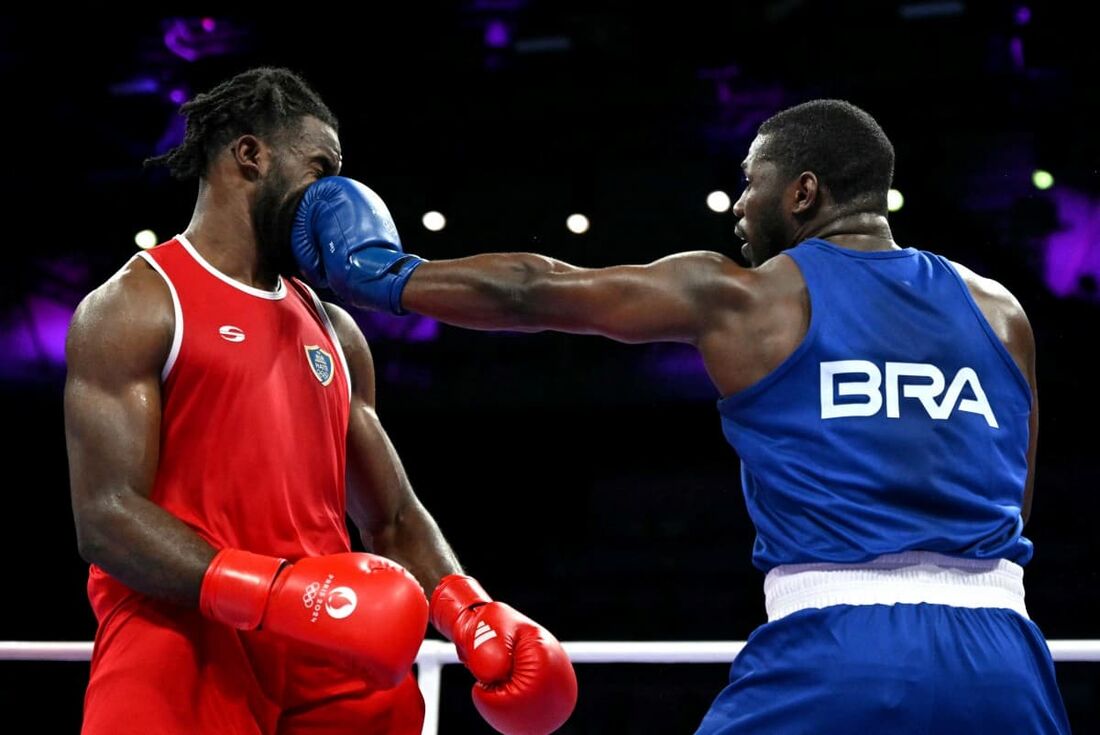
top-left (946, 258), bottom-right (1035, 372)
top-left (318, 302), bottom-right (376, 398)
top-left (665, 250), bottom-right (744, 280)
top-left (68, 255), bottom-right (174, 359)
top-left (662, 250), bottom-right (757, 304)
top-left (947, 259), bottom-right (1024, 311)
top-left (946, 259), bottom-right (1030, 329)
top-left (68, 255), bottom-right (172, 349)
top-left (319, 301), bottom-right (370, 356)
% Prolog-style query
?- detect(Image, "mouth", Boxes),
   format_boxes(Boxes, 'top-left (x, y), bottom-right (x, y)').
top-left (741, 243), bottom-right (751, 262)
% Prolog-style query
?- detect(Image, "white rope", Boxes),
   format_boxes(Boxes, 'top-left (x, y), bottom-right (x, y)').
top-left (4, 639), bottom-right (1098, 662)
top-left (6, 639), bottom-right (1097, 735)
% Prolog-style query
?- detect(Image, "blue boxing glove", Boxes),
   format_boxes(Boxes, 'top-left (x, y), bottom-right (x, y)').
top-left (291, 177), bottom-right (423, 314)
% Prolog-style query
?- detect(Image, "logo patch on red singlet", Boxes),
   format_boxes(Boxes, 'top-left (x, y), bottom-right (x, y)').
top-left (219, 325), bottom-right (246, 342)
top-left (305, 345), bottom-right (335, 386)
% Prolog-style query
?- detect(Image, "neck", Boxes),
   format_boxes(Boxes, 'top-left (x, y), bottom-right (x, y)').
top-left (182, 180), bottom-right (280, 290)
top-left (796, 210), bottom-right (898, 252)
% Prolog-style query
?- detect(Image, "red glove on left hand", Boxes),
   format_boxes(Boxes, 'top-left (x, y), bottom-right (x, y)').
top-left (430, 575), bottom-right (577, 735)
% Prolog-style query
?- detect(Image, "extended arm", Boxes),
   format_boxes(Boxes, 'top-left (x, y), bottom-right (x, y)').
top-left (402, 250), bottom-right (735, 345)
top-left (291, 176), bottom-right (741, 346)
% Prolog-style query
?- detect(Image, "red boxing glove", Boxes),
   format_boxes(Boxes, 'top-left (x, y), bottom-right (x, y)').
top-left (431, 575), bottom-right (577, 735)
top-left (200, 549), bottom-right (428, 689)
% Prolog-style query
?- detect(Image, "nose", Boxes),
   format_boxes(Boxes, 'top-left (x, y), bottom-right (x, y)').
top-left (731, 189), bottom-right (746, 219)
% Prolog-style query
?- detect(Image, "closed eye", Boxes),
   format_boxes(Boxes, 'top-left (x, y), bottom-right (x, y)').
top-left (312, 156), bottom-right (338, 178)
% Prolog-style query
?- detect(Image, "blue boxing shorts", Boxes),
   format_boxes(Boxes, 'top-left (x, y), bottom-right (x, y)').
top-left (695, 553), bottom-right (1070, 735)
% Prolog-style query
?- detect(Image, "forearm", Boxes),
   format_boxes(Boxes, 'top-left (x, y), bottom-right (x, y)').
top-left (76, 492), bottom-right (217, 606)
top-left (402, 253), bottom-right (564, 330)
top-left (362, 499), bottom-right (462, 597)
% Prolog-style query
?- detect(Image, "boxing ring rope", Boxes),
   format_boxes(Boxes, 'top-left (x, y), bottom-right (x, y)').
top-left (5, 639), bottom-right (1100, 734)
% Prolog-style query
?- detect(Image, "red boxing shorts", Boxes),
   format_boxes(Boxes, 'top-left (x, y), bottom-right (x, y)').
top-left (81, 595), bottom-right (424, 735)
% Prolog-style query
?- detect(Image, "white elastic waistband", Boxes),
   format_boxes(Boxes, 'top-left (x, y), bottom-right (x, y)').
top-left (763, 551), bottom-right (1028, 622)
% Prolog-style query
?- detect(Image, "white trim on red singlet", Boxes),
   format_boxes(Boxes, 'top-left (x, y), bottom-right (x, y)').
top-left (175, 233), bottom-right (287, 300)
top-left (136, 251), bottom-right (184, 382)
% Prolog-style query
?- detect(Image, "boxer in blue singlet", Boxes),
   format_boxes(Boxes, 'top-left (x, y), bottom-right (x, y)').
top-left (292, 99), bottom-right (1072, 734)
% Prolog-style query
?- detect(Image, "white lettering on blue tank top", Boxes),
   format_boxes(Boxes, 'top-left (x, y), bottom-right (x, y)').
top-left (820, 360), bottom-right (998, 428)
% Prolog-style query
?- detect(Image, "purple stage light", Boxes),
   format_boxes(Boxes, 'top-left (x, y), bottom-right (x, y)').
top-left (0, 257), bottom-right (90, 378)
top-left (1015, 6), bottom-right (1031, 25)
top-left (1010, 37), bottom-right (1024, 69)
top-left (153, 112), bottom-right (187, 155)
top-left (485, 20), bottom-right (510, 48)
top-left (641, 344), bottom-right (716, 400)
top-left (109, 77), bottom-right (160, 96)
top-left (164, 19), bottom-right (199, 62)
top-left (163, 17), bottom-right (241, 62)
top-left (169, 88), bottom-right (187, 105)
top-left (356, 312), bottom-right (441, 343)
top-left (0, 297), bottom-right (74, 375)
top-left (1043, 189), bottom-right (1100, 300)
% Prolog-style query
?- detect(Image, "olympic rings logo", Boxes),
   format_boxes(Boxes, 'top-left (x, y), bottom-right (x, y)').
top-left (302, 582), bottom-right (321, 608)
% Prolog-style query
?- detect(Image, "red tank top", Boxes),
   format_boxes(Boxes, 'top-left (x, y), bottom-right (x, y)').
top-left (88, 235), bottom-right (352, 618)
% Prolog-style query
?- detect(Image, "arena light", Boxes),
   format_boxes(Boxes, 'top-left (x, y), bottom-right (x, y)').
top-left (135, 230), bottom-right (158, 250)
top-left (485, 19), bottom-right (510, 48)
top-left (566, 213), bottom-right (590, 234)
top-left (887, 189), bottom-right (905, 213)
top-left (422, 211), bottom-right (447, 232)
top-left (706, 191), bottom-right (731, 213)
top-left (1032, 170), bottom-right (1054, 190)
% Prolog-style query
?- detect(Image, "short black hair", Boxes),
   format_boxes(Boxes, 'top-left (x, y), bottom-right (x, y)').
top-left (144, 66), bottom-right (338, 180)
top-left (757, 99), bottom-right (894, 215)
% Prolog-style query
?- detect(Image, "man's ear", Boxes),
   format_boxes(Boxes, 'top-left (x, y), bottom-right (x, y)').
top-left (230, 134), bottom-right (264, 182)
top-left (791, 171), bottom-right (819, 215)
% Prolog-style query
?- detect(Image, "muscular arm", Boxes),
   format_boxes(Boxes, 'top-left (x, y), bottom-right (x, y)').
top-left (324, 302), bottom-right (461, 595)
top-left (64, 258), bottom-right (216, 606)
top-left (401, 250), bottom-right (740, 345)
top-left (1006, 305), bottom-right (1038, 524)
top-left (1021, 325), bottom-right (1038, 524)
top-left (952, 261), bottom-right (1039, 524)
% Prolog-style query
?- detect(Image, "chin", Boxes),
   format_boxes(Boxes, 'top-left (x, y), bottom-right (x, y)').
top-left (739, 242), bottom-right (752, 266)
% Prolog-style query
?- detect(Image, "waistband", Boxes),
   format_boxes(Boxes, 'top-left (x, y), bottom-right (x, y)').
top-left (763, 551), bottom-right (1028, 622)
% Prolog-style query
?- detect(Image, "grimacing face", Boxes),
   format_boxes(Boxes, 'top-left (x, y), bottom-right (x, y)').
top-left (252, 117), bottom-right (342, 277)
top-left (732, 135), bottom-right (793, 268)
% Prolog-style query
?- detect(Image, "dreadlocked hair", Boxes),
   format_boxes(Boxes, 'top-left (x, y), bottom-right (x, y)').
top-left (144, 66), bottom-right (338, 180)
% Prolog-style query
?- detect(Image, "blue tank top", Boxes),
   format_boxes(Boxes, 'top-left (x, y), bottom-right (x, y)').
top-left (718, 239), bottom-right (1033, 572)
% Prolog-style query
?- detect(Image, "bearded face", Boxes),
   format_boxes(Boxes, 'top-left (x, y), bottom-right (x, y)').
top-left (252, 157), bottom-right (306, 278)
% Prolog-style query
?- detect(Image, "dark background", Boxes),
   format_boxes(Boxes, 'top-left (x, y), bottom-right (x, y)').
top-left (2, 3), bottom-right (1097, 732)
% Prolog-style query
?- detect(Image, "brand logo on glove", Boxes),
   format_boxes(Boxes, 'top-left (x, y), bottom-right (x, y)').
top-left (325, 586), bottom-right (358, 620)
top-left (305, 345), bottom-right (335, 386)
top-left (473, 621), bottom-right (498, 650)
